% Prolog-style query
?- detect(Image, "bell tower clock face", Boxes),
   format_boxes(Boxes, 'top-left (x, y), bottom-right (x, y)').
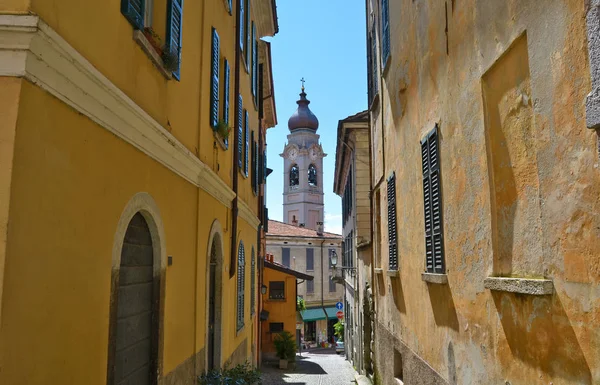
top-left (288, 147), bottom-right (298, 161)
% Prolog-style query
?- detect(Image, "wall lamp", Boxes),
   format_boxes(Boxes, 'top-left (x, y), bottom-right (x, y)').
top-left (261, 284), bottom-right (268, 295)
top-left (330, 250), bottom-right (356, 272)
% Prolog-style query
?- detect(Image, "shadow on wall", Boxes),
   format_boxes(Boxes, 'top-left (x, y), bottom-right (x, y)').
top-left (426, 282), bottom-right (459, 331)
top-left (492, 292), bottom-right (592, 383)
top-left (391, 278), bottom-right (406, 313)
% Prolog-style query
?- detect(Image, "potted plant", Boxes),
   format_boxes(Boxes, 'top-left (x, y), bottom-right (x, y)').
top-left (215, 120), bottom-right (231, 141)
top-left (161, 46), bottom-right (180, 73)
top-left (296, 296), bottom-right (306, 312)
top-left (198, 361), bottom-right (261, 384)
top-left (273, 331), bottom-right (296, 369)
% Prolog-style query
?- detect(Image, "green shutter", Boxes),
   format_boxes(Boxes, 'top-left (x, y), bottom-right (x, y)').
top-left (166, 0), bottom-right (184, 80)
top-left (422, 125), bottom-right (445, 274)
top-left (381, 0), bottom-right (390, 65)
top-left (210, 28), bottom-right (220, 129)
top-left (244, 110), bottom-right (249, 176)
top-left (387, 172), bottom-right (398, 270)
top-left (251, 131), bottom-right (256, 194)
top-left (237, 243), bottom-right (245, 331)
top-left (238, 95), bottom-right (243, 168)
top-left (121, 0), bottom-right (145, 29)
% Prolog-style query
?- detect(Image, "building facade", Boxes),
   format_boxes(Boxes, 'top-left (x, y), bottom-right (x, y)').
top-left (333, 111), bottom-right (373, 375)
top-left (260, 258), bottom-right (313, 360)
top-left (0, 1), bottom-right (277, 384)
top-left (366, 0), bottom-right (600, 384)
top-left (265, 220), bottom-right (342, 346)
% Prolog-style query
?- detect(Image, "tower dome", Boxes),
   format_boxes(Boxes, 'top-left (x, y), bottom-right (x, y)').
top-left (287, 86), bottom-right (319, 132)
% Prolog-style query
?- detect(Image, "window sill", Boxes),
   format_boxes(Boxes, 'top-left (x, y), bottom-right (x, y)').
top-left (374, 268), bottom-right (383, 275)
top-left (267, 298), bottom-right (286, 302)
top-left (382, 55), bottom-right (391, 78)
top-left (421, 272), bottom-right (448, 285)
top-left (133, 30), bottom-right (172, 80)
top-left (213, 131), bottom-right (229, 150)
top-left (236, 324), bottom-right (245, 336)
top-left (386, 270), bottom-right (399, 277)
top-left (368, 93), bottom-right (380, 112)
top-left (484, 276), bottom-right (554, 296)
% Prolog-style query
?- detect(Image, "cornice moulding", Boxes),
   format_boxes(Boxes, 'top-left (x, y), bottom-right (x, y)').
top-left (0, 14), bottom-right (244, 212)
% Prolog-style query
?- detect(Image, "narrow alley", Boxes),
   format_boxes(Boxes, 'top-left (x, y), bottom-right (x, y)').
top-left (261, 349), bottom-right (358, 385)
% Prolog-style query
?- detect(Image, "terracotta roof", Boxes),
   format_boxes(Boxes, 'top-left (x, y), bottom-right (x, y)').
top-left (264, 260), bottom-right (314, 280)
top-left (266, 220), bottom-right (341, 239)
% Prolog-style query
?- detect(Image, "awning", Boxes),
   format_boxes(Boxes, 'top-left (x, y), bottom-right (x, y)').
top-left (301, 307), bottom-right (338, 322)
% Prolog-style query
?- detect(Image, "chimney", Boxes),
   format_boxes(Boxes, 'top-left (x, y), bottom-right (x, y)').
top-left (316, 221), bottom-right (324, 236)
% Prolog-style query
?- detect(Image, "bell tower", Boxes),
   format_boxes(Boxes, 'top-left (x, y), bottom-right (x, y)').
top-left (281, 82), bottom-right (325, 231)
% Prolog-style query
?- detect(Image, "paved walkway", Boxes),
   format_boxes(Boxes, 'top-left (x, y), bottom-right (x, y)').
top-left (261, 348), bottom-right (358, 385)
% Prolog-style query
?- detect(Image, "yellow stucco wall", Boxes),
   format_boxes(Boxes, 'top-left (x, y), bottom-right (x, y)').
top-left (0, 0), bottom-right (264, 380)
top-left (261, 268), bottom-right (298, 354)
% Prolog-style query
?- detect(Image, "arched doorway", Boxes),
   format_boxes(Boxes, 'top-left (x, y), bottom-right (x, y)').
top-left (109, 212), bottom-right (159, 385)
top-left (207, 234), bottom-right (223, 370)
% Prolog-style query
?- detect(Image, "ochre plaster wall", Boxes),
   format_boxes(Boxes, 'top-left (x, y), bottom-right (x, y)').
top-left (261, 269), bottom-right (297, 354)
top-left (371, 0), bottom-right (600, 384)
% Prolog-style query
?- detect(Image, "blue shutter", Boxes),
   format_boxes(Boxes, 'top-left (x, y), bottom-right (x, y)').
top-left (252, 23), bottom-right (257, 103)
top-left (238, 95), bottom-right (243, 168)
top-left (227, 0), bottom-right (232, 14)
top-left (381, 0), bottom-right (390, 65)
top-left (246, 0), bottom-right (251, 68)
top-left (244, 110), bottom-right (249, 176)
top-left (223, 60), bottom-right (230, 125)
top-left (251, 131), bottom-right (256, 194)
top-left (210, 28), bottom-right (220, 128)
top-left (263, 149), bottom-right (267, 183)
top-left (251, 248), bottom-right (255, 315)
top-left (166, 0), bottom-right (184, 80)
top-left (239, 0), bottom-right (244, 53)
top-left (254, 139), bottom-right (258, 193)
top-left (121, 0), bottom-right (145, 29)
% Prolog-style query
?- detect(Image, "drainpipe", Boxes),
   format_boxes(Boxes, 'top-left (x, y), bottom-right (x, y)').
top-left (230, 0), bottom-right (242, 278)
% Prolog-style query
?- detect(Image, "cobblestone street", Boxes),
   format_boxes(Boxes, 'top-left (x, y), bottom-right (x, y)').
top-left (261, 348), bottom-right (358, 385)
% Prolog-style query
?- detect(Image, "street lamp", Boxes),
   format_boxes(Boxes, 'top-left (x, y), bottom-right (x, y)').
top-left (330, 250), bottom-right (356, 272)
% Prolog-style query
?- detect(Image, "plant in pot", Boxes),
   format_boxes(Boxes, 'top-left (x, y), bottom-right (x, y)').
top-left (143, 27), bottom-right (163, 55)
top-left (161, 46), bottom-right (181, 73)
top-left (296, 296), bottom-right (306, 312)
top-left (215, 120), bottom-right (231, 142)
top-left (273, 331), bottom-right (296, 369)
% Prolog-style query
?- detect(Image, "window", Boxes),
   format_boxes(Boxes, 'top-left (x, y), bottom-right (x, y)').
top-left (121, 0), bottom-right (145, 29)
top-left (342, 169), bottom-right (353, 226)
top-left (225, 0), bottom-right (232, 14)
top-left (289, 164), bottom-right (299, 187)
top-left (239, 0), bottom-right (245, 55)
top-left (269, 281), bottom-right (285, 299)
top-left (381, 0), bottom-right (390, 66)
top-left (421, 125), bottom-right (445, 274)
top-left (306, 279), bottom-right (314, 293)
top-left (344, 231), bottom-right (354, 268)
top-left (237, 242), bottom-right (245, 331)
top-left (282, 248), bottom-right (290, 268)
top-left (269, 322), bottom-right (284, 333)
top-left (308, 164), bottom-right (318, 186)
top-left (210, 28), bottom-right (220, 129)
top-left (328, 249), bottom-right (335, 270)
top-left (144, 0), bottom-right (153, 29)
top-left (244, 110), bottom-right (249, 176)
top-left (387, 173), bottom-right (398, 270)
top-left (251, 247), bottom-right (255, 314)
top-left (329, 275), bottom-right (336, 292)
top-left (237, 95), bottom-right (243, 168)
top-left (166, 0), bottom-right (184, 79)
top-left (306, 248), bottom-right (314, 271)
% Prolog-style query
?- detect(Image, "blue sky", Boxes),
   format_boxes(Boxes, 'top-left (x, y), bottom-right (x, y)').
top-left (264, 1), bottom-right (367, 235)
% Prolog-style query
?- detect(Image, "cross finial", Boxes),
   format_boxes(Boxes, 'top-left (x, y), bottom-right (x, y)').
top-left (300, 77), bottom-right (305, 91)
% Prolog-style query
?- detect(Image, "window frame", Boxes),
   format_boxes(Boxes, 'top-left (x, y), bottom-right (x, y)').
top-left (306, 248), bottom-right (314, 271)
top-left (268, 281), bottom-right (285, 300)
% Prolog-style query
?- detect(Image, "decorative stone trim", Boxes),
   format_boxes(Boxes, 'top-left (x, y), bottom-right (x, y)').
top-left (484, 276), bottom-right (554, 295)
top-left (238, 199), bottom-right (260, 230)
top-left (386, 270), bottom-right (399, 277)
top-left (133, 30), bottom-right (172, 80)
top-left (0, 15), bottom-right (242, 210)
top-left (421, 272), bottom-right (448, 285)
top-left (586, 0), bottom-right (600, 129)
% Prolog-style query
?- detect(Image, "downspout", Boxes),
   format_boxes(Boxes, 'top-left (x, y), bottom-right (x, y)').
top-left (256, 63), bottom-right (265, 367)
top-left (230, 0), bottom-right (242, 278)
